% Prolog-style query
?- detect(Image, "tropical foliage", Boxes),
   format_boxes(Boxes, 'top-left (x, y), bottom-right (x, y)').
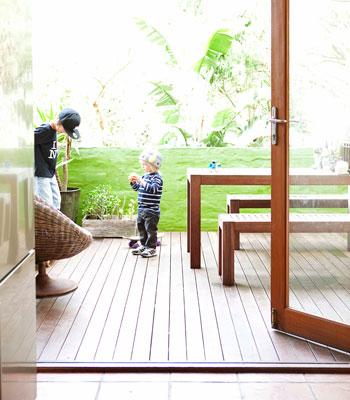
top-left (136, 12), bottom-right (270, 147)
top-left (195, 24), bottom-right (270, 146)
top-left (134, 18), bottom-right (178, 65)
top-left (33, 1), bottom-right (272, 148)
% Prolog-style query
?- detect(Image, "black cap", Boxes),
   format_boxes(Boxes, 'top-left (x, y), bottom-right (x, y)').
top-left (58, 108), bottom-right (81, 139)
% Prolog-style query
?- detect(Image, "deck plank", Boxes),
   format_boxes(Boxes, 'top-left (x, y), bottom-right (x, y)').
top-left (36, 256), bottom-right (81, 329)
top-left (255, 233), bottom-right (346, 362)
top-left (241, 233), bottom-right (328, 362)
top-left (180, 232), bottom-right (205, 361)
top-left (194, 244), bottom-right (223, 361)
top-left (168, 233), bottom-right (187, 361)
top-left (75, 239), bottom-right (128, 360)
top-left (239, 233), bottom-right (317, 362)
top-left (113, 245), bottom-right (149, 361)
top-left (38, 239), bottom-right (112, 361)
top-left (291, 236), bottom-right (350, 323)
top-left (131, 241), bottom-right (160, 361)
top-left (93, 244), bottom-right (138, 361)
top-left (209, 231), bottom-right (260, 361)
top-left (298, 234), bottom-right (350, 284)
top-left (202, 232), bottom-right (242, 361)
top-left (233, 238), bottom-right (279, 361)
top-left (58, 239), bottom-right (123, 361)
top-left (149, 232), bottom-right (171, 361)
top-left (256, 233), bottom-right (322, 316)
top-left (36, 233), bottom-right (350, 363)
top-left (36, 240), bottom-right (103, 359)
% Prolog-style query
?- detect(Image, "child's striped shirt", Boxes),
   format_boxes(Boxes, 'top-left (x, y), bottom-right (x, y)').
top-left (131, 172), bottom-right (163, 213)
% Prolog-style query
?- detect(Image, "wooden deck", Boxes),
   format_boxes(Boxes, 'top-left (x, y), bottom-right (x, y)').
top-left (36, 232), bottom-right (350, 363)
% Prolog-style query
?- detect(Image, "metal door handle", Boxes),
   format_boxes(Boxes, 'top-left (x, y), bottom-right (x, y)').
top-left (269, 106), bottom-right (289, 145)
top-left (268, 118), bottom-right (288, 124)
top-left (268, 118), bottom-right (299, 124)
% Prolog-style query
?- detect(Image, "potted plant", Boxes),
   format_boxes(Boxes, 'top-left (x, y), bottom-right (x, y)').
top-left (56, 131), bottom-right (81, 222)
top-left (82, 185), bottom-right (137, 237)
top-left (36, 105), bottom-right (81, 222)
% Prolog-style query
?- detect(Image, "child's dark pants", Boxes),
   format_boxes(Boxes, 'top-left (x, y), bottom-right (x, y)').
top-left (137, 209), bottom-right (160, 249)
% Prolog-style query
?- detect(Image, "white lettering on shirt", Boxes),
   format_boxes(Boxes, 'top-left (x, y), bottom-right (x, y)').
top-left (48, 141), bottom-right (58, 159)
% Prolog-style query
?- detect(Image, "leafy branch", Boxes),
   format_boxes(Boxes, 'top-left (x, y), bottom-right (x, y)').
top-left (149, 81), bottom-right (178, 106)
top-left (135, 18), bottom-right (178, 65)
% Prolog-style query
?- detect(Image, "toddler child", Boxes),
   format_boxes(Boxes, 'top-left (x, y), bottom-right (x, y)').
top-left (129, 149), bottom-right (163, 258)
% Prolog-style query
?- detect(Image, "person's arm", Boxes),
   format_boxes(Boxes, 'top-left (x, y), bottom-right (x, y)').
top-left (141, 174), bottom-right (163, 194)
top-left (130, 181), bottom-right (140, 191)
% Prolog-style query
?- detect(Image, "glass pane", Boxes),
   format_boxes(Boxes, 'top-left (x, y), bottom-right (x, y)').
top-left (289, 0), bottom-right (350, 324)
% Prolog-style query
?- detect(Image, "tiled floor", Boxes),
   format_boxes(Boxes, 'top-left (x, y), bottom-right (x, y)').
top-left (37, 372), bottom-right (350, 399)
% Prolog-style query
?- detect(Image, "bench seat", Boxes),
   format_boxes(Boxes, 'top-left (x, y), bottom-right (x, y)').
top-left (218, 213), bottom-right (350, 286)
top-left (226, 193), bottom-right (349, 213)
top-left (226, 193), bottom-right (350, 251)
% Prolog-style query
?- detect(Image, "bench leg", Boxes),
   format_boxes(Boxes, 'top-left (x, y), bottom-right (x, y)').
top-left (222, 223), bottom-right (235, 286)
top-left (229, 200), bottom-right (240, 250)
top-left (347, 233), bottom-right (350, 251)
top-left (218, 226), bottom-right (222, 276)
top-left (233, 231), bottom-right (240, 251)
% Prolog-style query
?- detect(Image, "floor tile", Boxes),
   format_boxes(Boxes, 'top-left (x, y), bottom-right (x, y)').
top-left (170, 373), bottom-right (238, 382)
top-left (238, 373), bottom-right (306, 382)
top-left (37, 373), bottom-right (102, 382)
top-left (310, 383), bottom-right (350, 400)
top-left (170, 382), bottom-right (241, 400)
top-left (97, 382), bottom-right (169, 400)
top-left (37, 382), bottom-right (99, 400)
top-left (102, 373), bottom-right (171, 382)
top-left (240, 382), bottom-right (314, 400)
top-left (304, 373), bottom-right (350, 382)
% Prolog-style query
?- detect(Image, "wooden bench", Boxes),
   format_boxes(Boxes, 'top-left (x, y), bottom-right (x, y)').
top-left (227, 193), bottom-right (349, 213)
top-left (218, 213), bottom-right (350, 286)
top-left (227, 194), bottom-right (350, 251)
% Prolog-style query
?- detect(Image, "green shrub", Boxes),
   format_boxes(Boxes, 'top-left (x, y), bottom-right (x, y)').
top-left (82, 185), bottom-right (136, 220)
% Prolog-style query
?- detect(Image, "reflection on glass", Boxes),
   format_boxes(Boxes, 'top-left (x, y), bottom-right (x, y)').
top-left (0, 0), bottom-right (36, 398)
top-left (289, 0), bottom-right (350, 324)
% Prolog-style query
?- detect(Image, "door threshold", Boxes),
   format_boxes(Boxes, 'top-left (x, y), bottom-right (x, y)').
top-left (37, 361), bottom-right (350, 374)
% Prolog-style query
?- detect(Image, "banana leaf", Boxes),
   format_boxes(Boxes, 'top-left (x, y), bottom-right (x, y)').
top-left (195, 29), bottom-right (234, 74)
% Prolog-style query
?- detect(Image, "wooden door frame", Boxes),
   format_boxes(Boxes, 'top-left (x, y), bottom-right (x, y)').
top-left (270, 0), bottom-right (350, 352)
top-left (271, 0), bottom-right (289, 323)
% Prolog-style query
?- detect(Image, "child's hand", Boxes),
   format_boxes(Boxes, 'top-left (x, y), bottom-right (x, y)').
top-left (128, 173), bottom-right (139, 183)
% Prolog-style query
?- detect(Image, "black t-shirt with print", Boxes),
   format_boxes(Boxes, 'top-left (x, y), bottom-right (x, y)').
top-left (34, 123), bottom-right (58, 178)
